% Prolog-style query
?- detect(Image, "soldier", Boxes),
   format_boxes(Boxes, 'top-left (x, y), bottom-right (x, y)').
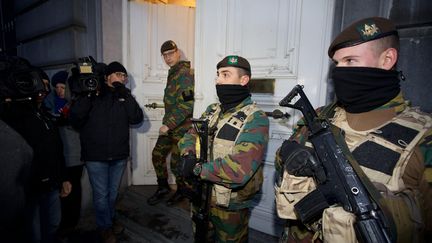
top-left (274, 17), bottom-right (432, 242)
top-left (147, 40), bottom-right (195, 206)
top-left (178, 55), bottom-right (269, 242)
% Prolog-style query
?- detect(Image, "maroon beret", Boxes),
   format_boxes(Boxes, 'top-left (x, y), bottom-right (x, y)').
top-left (328, 17), bottom-right (398, 58)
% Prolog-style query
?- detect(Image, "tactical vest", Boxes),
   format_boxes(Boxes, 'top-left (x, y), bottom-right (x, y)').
top-left (205, 102), bottom-right (264, 208)
top-left (275, 106), bottom-right (432, 242)
top-left (331, 106), bottom-right (432, 193)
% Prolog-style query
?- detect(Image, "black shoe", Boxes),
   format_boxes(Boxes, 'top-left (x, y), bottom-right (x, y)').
top-left (147, 186), bottom-right (171, 205)
top-left (166, 189), bottom-right (186, 206)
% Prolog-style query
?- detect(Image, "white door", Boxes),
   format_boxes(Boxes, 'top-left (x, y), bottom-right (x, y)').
top-left (193, 0), bottom-right (335, 236)
top-left (124, 0), bottom-right (335, 236)
top-left (123, 1), bottom-right (195, 185)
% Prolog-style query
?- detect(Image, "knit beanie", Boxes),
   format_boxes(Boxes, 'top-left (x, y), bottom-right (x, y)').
top-left (105, 61), bottom-right (127, 76)
top-left (51, 71), bottom-right (68, 87)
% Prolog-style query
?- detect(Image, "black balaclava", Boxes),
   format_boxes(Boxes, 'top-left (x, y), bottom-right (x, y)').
top-left (331, 66), bottom-right (401, 113)
top-left (216, 84), bottom-right (250, 112)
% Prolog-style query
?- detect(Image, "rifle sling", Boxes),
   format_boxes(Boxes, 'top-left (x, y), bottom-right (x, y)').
top-left (330, 123), bottom-right (397, 240)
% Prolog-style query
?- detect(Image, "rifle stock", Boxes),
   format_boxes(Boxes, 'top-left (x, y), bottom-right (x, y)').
top-left (279, 85), bottom-right (396, 243)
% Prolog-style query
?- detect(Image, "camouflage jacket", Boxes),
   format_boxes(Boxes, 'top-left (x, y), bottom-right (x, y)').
top-left (179, 97), bottom-right (269, 207)
top-left (163, 61), bottom-right (194, 132)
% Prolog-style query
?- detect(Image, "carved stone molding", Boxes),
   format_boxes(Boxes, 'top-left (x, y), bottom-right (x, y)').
top-left (216, 0), bottom-right (302, 78)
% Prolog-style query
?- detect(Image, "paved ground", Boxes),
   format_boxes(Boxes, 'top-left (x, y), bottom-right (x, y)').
top-left (60, 185), bottom-right (279, 243)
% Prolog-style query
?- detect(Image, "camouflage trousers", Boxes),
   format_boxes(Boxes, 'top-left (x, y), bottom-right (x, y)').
top-left (192, 205), bottom-right (250, 243)
top-left (151, 131), bottom-right (185, 186)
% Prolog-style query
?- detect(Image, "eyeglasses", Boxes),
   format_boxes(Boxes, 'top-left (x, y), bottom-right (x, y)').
top-left (162, 49), bottom-right (177, 58)
top-left (114, 72), bottom-right (128, 78)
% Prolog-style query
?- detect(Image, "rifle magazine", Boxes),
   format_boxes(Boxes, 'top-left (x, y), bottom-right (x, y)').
top-left (294, 189), bottom-right (329, 225)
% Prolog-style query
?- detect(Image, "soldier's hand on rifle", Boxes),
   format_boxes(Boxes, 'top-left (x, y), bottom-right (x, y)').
top-left (279, 140), bottom-right (326, 183)
top-left (179, 153), bottom-right (200, 178)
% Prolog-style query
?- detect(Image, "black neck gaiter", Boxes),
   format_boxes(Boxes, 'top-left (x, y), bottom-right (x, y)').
top-left (331, 67), bottom-right (401, 113)
top-left (216, 84), bottom-right (251, 112)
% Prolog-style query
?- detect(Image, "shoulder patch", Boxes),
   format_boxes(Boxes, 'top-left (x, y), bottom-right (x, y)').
top-left (182, 90), bottom-right (194, 101)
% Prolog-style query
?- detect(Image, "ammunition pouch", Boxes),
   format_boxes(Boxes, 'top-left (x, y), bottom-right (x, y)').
top-left (322, 206), bottom-right (357, 243)
top-left (275, 169), bottom-right (316, 220)
top-left (213, 185), bottom-right (231, 207)
top-left (213, 166), bottom-right (264, 207)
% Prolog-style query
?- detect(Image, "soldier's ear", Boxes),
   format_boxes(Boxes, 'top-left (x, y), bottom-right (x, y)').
top-left (379, 48), bottom-right (398, 70)
top-left (240, 75), bottom-right (250, 86)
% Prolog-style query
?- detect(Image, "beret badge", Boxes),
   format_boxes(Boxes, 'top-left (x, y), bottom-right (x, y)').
top-left (357, 22), bottom-right (381, 41)
top-left (227, 56), bottom-right (238, 65)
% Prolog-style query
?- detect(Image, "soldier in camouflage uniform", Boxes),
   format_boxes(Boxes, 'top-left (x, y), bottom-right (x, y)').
top-left (147, 40), bottom-right (195, 206)
top-left (274, 17), bottom-right (432, 242)
top-left (178, 55), bottom-right (269, 242)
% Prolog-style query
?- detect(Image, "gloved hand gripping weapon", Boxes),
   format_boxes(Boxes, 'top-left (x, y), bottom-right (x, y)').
top-left (279, 85), bottom-right (396, 243)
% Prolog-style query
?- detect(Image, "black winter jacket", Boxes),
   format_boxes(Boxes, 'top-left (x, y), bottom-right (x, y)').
top-left (0, 119), bottom-right (32, 228)
top-left (70, 84), bottom-right (143, 161)
top-left (0, 102), bottom-right (66, 194)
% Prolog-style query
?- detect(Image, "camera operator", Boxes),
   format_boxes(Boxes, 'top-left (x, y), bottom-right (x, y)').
top-left (0, 55), bottom-right (71, 243)
top-left (70, 61), bottom-right (143, 243)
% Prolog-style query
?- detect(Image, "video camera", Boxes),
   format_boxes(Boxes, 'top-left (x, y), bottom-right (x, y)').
top-left (69, 56), bottom-right (106, 94)
top-left (0, 55), bottom-right (46, 101)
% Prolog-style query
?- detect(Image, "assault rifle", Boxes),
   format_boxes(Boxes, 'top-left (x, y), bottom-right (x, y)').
top-left (190, 118), bottom-right (212, 242)
top-left (279, 85), bottom-right (396, 243)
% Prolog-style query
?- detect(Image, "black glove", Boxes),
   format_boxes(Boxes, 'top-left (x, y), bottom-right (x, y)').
top-left (178, 153), bottom-right (198, 178)
top-left (112, 82), bottom-right (129, 98)
top-left (279, 140), bottom-right (326, 183)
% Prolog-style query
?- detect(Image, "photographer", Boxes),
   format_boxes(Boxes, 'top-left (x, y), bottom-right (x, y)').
top-left (0, 55), bottom-right (71, 243)
top-left (70, 61), bottom-right (143, 243)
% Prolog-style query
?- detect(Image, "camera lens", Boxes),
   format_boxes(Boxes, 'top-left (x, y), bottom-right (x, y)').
top-left (84, 77), bottom-right (98, 91)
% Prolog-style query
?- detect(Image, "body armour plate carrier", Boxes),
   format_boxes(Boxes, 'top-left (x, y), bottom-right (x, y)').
top-left (205, 102), bottom-right (263, 208)
top-left (331, 106), bottom-right (432, 193)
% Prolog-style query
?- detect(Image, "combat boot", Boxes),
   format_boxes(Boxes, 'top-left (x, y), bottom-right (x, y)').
top-left (147, 179), bottom-right (171, 205)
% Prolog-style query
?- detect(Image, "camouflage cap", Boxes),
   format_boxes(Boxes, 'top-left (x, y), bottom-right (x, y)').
top-left (328, 17), bottom-right (398, 58)
top-left (160, 40), bottom-right (177, 54)
top-left (217, 55), bottom-right (251, 74)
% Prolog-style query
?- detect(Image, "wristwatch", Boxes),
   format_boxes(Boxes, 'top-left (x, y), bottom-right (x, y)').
top-left (193, 163), bottom-right (202, 176)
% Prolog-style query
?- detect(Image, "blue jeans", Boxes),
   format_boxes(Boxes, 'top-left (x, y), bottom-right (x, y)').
top-left (27, 189), bottom-right (61, 243)
top-left (86, 159), bottom-right (126, 229)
